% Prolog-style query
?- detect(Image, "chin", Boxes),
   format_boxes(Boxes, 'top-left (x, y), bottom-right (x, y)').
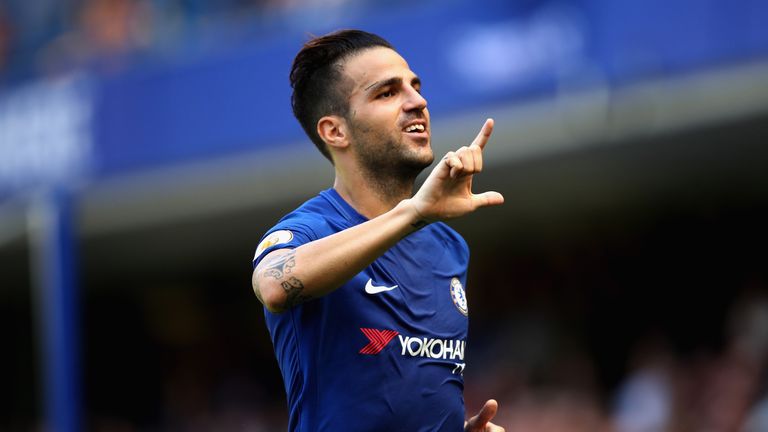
top-left (406, 153), bottom-right (434, 171)
top-left (420, 150), bottom-right (435, 165)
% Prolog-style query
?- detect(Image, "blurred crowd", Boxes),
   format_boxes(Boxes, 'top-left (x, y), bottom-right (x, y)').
top-left (0, 0), bottom-right (365, 87)
top-left (470, 290), bottom-right (768, 432)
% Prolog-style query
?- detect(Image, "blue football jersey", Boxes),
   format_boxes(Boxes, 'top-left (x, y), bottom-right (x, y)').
top-left (253, 189), bottom-right (470, 432)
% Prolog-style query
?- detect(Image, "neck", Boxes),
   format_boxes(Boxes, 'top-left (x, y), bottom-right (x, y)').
top-left (333, 167), bottom-right (417, 219)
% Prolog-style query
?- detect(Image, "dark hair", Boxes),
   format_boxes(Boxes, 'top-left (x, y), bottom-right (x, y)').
top-left (290, 29), bottom-right (394, 162)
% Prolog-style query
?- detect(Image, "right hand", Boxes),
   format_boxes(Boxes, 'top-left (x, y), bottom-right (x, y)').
top-left (410, 118), bottom-right (504, 222)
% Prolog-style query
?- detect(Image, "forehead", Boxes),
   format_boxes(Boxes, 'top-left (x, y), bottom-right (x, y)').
top-left (342, 47), bottom-right (414, 89)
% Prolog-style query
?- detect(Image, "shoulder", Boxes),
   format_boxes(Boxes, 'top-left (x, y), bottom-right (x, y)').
top-left (252, 192), bottom-right (344, 266)
top-left (273, 191), bottom-right (347, 235)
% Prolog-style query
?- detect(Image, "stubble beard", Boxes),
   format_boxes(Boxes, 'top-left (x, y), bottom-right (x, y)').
top-left (351, 124), bottom-right (434, 203)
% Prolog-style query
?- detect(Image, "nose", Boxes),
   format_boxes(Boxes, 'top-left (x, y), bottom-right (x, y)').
top-left (403, 86), bottom-right (427, 112)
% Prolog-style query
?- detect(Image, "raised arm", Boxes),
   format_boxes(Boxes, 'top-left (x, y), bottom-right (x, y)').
top-left (252, 119), bottom-right (504, 313)
top-left (252, 200), bottom-right (423, 313)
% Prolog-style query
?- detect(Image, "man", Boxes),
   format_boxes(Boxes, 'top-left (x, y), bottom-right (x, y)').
top-left (252, 29), bottom-right (505, 431)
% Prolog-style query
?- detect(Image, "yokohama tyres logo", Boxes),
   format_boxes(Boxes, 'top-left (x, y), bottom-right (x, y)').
top-left (358, 328), bottom-right (466, 375)
top-left (358, 328), bottom-right (466, 361)
top-left (359, 328), bottom-right (399, 355)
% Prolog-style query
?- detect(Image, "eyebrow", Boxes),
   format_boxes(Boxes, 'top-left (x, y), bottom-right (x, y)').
top-left (363, 76), bottom-right (421, 93)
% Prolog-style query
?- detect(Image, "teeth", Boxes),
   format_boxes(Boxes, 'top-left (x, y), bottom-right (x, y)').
top-left (405, 124), bottom-right (425, 133)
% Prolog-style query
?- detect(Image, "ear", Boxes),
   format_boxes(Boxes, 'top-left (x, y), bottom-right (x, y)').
top-left (317, 115), bottom-right (349, 151)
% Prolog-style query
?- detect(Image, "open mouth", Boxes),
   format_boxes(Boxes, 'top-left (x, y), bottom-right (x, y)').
top-left (403, 123), bottom-right (427, 135)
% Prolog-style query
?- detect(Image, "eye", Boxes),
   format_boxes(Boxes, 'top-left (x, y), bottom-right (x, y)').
top-left (412, 80), bottom-right (422, 94)
top-left (377, 90), bottom-right (395, 99)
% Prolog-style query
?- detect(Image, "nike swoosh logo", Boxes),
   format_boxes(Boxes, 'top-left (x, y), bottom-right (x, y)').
top-left (365, 278), bottom-right (398, 294)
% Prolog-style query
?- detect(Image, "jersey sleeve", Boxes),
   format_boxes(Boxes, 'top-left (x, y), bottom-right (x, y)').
top-left (252, 212), bottom-right (328, 268)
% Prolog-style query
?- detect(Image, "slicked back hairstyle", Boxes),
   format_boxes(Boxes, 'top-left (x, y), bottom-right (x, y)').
top-left (290, 29), bottom-right (394, 162)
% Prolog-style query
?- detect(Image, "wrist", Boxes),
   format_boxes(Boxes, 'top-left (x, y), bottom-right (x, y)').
top-left (399, 199), bottom-right (430, 231)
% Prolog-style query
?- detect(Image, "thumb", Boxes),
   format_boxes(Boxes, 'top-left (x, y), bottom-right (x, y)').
top-left (467, 399), bottom-right (498, 431)
top-left (472, 191), bottom-right (504, 209)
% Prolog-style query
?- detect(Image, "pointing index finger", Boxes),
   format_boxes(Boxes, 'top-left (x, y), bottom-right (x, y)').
top-left (470, 118), bottom-right (494, 150)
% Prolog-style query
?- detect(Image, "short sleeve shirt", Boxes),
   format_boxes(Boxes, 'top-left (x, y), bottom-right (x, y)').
top-left (253, 189), bottom-right (470, 432)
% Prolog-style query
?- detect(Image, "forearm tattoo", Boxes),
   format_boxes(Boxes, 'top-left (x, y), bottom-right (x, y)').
top-left (280, 277), bottom-right (311, 309)
top-left (261, 251), bottom-right (297, 279)
top-left (258, 250), bottom-right (311, 310)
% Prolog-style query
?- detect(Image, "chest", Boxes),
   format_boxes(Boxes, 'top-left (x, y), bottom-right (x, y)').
top-left (333, 232), bottom-right (469, 336)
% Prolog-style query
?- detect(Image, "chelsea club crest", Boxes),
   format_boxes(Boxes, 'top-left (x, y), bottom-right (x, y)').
top-left (450, 277), bottom-right (468, 316)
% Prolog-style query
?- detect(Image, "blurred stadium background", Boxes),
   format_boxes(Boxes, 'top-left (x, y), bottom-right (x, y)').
top-left (1, 0), bottom-right (768, 430)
